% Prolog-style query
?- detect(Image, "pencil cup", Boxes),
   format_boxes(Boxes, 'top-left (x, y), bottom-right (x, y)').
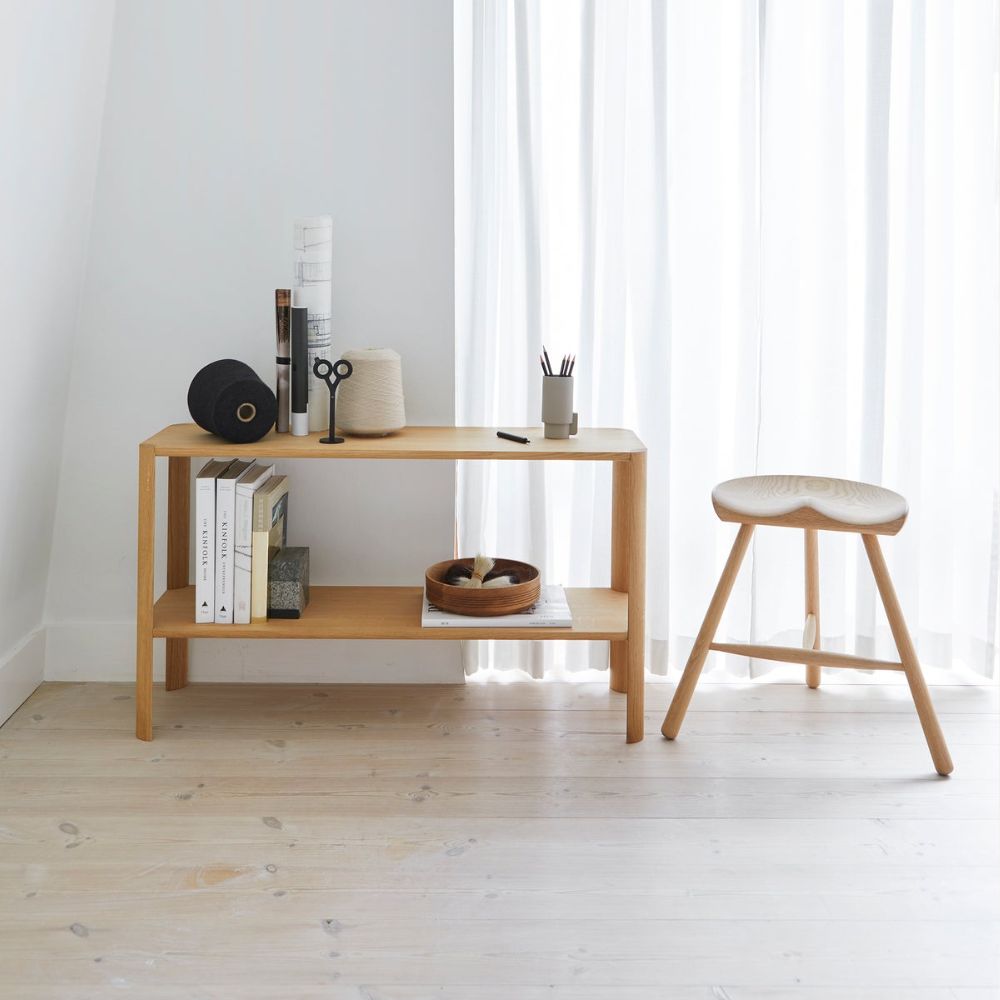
top-left (541, 375), bottom-right (578, 439)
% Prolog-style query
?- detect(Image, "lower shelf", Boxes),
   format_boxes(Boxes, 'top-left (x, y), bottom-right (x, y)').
top-left (153, 586), bottom-right (628, 641)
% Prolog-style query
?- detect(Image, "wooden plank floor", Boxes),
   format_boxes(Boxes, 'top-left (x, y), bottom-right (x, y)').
top-left (1, 680), bottom-right (998, 999)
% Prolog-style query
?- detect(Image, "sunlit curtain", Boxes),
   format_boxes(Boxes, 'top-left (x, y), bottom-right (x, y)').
top-left (454, 0), bottom-right (1000, 680)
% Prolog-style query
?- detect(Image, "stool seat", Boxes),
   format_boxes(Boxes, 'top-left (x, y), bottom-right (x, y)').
top-left (712, 475), bottom-right (908, 534)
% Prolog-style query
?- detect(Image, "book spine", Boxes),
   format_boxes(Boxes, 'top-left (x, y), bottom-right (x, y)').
top-left (214, 477), bottom-right (237, 623)
top-left (251, 492), bottom-right (268, 622)
top-left (250, 524), bottom-right (268, 622)
top-left (195, 477), bottom-right (216, 623)
top-left (233, 485), bottom-right (254, 625)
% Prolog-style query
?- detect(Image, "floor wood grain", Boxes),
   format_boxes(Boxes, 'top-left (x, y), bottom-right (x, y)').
top-left (1, 680), bottom-right (997, 999)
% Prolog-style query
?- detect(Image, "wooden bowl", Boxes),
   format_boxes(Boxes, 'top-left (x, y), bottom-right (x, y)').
top-left (425, 558), bottom-right (540, 617)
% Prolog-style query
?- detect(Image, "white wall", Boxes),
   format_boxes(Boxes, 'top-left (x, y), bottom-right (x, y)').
top-left (0, 0), bottom-right (115, 718)
top-left (44, 0), bottom-right (459, 682)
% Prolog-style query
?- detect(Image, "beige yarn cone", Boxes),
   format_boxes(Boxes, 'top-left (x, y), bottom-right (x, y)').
top-left (337, 348), bottom-right (406, 436)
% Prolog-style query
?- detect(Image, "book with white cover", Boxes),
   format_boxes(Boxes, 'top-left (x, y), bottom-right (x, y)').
top-left (421, 585), bottom-right (573, 628)
top-left (233, 462), bottom-right (276, 624)
top-left (194, 459), bottom-right (233, 623)
top-left (214, 459), bottom-right (254, 623)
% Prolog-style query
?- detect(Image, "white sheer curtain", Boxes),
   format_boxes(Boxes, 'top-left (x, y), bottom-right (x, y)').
top-left (454, 0), bottom-right (1000, 680)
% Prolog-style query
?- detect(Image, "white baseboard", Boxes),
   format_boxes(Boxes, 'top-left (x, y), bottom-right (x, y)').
top-left (0, 629), bottom-right (45, 725)
top-left (44, 623), bottom-right (465, 684)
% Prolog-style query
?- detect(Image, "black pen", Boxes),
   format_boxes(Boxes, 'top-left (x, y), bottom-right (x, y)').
top-left (497, 431), bottom-right (530, 445)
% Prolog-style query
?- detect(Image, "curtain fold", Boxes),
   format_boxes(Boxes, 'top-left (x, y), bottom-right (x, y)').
top-left (455, 0), bottom-right (1000, 680)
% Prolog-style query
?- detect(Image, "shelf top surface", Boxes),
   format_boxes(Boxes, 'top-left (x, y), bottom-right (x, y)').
top-left (143, 423), bottom-right (645, 460)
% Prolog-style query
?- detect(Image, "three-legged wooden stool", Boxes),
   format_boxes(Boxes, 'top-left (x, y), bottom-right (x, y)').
top-left (661, 475), bottom-right (953, 775)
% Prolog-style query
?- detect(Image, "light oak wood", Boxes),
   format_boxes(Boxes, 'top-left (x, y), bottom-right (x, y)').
top-left (0, 681), bottom-right (995, 997)
top-left (805, 528), bottom-right (821, 688)
top-left (712, 474), bottom-right (908, 534)
top-left (661, 523), bottom-right (754, 739)
top-left (624, 452), bottom-right (646, 742)
top-left (803, 614), bottom-right (817, 649)
top-left (134, 424), bottom-right (647, 742)
top-left (165, 456), bottom-right (190, 692)
top-left (608, 650), bottom-right (626, 694)
top-left (714, 499), bottom-right (906, 536)
top-left (664, 479), bottom-right (953, 775)
top-left (135, 444), bottom-right (155, 741)
top-left (709, 642), bottom-right (904, 671)
top-left (862, 534), bottom-right (954, 776)
top-left (144, 422), bottom-right (644, 461)
top-left (609, 459), bottom-right (630, 694)
top-left (153, 585), bottom-right (627, 641)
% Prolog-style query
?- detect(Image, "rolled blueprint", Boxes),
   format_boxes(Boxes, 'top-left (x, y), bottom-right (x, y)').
top-left (293, 216), bottom-right (333, 432)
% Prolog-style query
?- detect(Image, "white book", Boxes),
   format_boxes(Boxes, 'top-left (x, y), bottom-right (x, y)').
top-left (214, 460), bottom-right (254, 623)
top-left (194, 459), bottom-right (233, 623)
top-left (421, 585), bottom-right (573, 629)
top-left (233, 462), bottom-right (276, 624)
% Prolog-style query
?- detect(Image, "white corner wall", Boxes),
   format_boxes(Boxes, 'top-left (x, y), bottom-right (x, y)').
top-left (0, 0), bottom-right (115, 720)
top-left (44, 0), bottom-right (459, 683)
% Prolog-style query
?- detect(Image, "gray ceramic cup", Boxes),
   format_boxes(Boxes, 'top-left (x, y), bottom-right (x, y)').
top-left (541, 375), bottom-right (578, 439)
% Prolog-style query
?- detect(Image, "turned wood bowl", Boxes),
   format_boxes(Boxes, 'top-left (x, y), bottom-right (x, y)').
top-left (425, 558), bottom-right (540, 617)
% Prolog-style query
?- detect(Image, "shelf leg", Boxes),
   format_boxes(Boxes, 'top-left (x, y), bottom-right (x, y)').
top-left (624, 452), bottom-right (646, 743)
top-left (610, 461), bottom-right (630, 694)
top-left (166, 456), bottom-right (190, 691)
top-left (136, 444), bottom-right (156, 741)
top-left (609, 641), bottom-right (627, 693)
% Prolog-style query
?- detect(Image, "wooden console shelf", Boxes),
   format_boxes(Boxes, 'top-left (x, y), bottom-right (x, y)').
top-left (136, 424), bottom-right (647, 742)
top-left (153, 586), bottom-right (628, 640)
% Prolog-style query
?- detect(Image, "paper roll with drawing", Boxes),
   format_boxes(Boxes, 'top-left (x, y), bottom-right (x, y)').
top-left (293, 215), bottom-right (333, 432)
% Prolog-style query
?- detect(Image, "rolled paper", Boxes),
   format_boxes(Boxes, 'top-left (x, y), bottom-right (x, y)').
top-left (292, 216), bottom-right (333, 432)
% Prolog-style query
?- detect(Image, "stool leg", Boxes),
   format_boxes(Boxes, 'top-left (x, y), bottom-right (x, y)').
top-left (804, 528), bottom-right (821, 689)
top-left (862, 534), bottom-right (953, 776)
top-left (662, 523), bottom-right (754, 739)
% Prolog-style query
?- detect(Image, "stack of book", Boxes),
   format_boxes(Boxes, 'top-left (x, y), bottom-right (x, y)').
top-left (195, 459), bottom-right (289, 624)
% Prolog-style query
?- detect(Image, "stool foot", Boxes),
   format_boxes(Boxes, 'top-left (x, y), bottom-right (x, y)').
top-left (662, 524), bottom-right (754, 739)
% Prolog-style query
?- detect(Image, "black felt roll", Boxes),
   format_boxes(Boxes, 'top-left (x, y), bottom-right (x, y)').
top-left (187, 359), bottom-right (277, 443)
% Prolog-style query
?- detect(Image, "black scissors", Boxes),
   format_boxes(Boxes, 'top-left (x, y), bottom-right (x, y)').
top-left (313, 357), bottom-right (353, 444)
